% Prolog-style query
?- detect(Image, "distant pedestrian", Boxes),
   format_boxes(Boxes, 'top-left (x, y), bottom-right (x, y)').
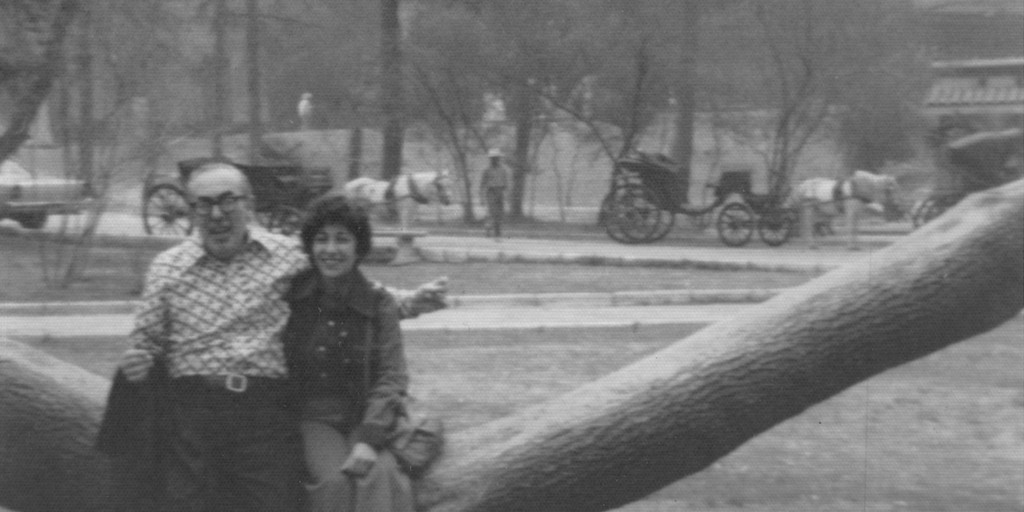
top-left (480, 148), bottom-right (509, 239)
top-left (298, 92), bottom-right (314, 131)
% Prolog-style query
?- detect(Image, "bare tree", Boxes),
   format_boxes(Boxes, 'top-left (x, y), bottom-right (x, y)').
top-left (0, 0), bottom-right (79, 162)
top-left (703, 0), bottom-right (926, 196)
top-left (406, 4), bottom-right (497, 222)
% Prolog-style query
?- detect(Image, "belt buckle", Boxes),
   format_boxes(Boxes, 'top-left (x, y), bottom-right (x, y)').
top-left (225, 373), bottom-right (248, 393)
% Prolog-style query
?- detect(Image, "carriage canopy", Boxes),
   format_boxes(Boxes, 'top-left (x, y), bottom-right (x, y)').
top-left (940, 128), bottom-right (1024, 194)
top-left (615, 152), bottom-right (689, 208)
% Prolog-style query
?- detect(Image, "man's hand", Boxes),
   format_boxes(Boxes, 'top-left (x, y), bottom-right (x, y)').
top-left (341, 442), bottom-right (378, 478)
top-left (408, 277), bottom-right (449, 317)
top-left (119, 349), bottom-right (154, 382)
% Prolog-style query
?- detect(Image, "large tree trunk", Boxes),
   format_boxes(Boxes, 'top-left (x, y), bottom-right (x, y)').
top-left (1, 180), bottom-right (1021, 512)
top-left (0, 341), bottom-right (111, 512)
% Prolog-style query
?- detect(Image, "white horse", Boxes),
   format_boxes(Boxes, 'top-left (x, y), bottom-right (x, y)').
top-left (788, 170), bottom-right (900, 250)
top-left (342, 169), bottom-right (455, 230)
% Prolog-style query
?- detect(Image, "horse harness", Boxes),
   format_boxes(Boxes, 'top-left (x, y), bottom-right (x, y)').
top-left (384, 174), bottom-right (443, 205)
top-left (830, 178), bottom-right (872, 214)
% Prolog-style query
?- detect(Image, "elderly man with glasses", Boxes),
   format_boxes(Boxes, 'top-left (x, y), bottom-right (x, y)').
top-left (113, 162), bottom-right (444, 512)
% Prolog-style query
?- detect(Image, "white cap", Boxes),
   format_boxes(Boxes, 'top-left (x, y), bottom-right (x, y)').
top-left (488, 148), bottom-right (503, 158)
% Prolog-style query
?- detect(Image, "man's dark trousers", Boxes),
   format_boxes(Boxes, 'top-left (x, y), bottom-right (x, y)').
top-left (159, 379), bottom-right (303, 512)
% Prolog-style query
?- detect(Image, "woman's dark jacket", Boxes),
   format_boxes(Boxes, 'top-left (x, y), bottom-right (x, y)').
top-left (283, 268), bottom-right (409, 448)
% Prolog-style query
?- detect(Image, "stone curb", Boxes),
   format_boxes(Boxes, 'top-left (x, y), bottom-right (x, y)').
top-left (417, 247), bottom-right (833, 273)
top-left (0, 289), bottom-right (784, 317)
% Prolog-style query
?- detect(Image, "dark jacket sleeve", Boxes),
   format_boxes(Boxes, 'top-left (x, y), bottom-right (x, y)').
top-left (351, 292), bottom-right (409, 449)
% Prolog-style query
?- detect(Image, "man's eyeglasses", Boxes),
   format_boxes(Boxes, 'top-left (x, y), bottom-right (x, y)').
top-left (190, 193), bottom-right (248, 215)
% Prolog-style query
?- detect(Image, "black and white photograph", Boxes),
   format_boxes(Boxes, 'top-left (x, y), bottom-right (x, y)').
top-left (1, 1), bottom-right (1022, 511)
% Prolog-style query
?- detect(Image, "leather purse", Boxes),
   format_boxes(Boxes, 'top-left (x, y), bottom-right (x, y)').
top-left (389, 404), bottom-right (445, 478)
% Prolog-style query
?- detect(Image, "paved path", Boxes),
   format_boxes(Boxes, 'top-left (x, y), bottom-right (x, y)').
top-left (3, 211), bottom-right (900, 272)
top-left (415, 235), bottom-right (885, 272)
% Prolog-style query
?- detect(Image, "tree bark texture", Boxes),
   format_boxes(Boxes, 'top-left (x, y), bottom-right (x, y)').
top-left (0, 181), bottom-right (1021, 512)
top-left (0, 340), bottom-right (111, 512)
top-left (0, 0), bottom-right (79, 162)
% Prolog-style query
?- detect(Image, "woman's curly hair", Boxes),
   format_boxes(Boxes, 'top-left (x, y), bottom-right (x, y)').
top-left (300, 193), bottom-right (373, 260)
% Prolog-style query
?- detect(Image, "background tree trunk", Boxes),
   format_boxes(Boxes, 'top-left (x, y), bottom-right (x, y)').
top-left (348, 126), bottom-right (364, 180)
top-left (75, 3), bottom-right (94, 184)
top-left (380, 0), bottom-right (404, 183)
top-left (508, 84), bottom-right (534, 219)
top-left (668, 0), bottom-right (700, 199)
top-left (245, 0), bottom-right (263, 163)
top-left (211, 0), bottom-right (228, 158)
top-left (1, 180), bottom-right (1021, 512)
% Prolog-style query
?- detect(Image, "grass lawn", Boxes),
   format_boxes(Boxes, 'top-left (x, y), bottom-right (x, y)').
top-left (20, 317), bottom-right (1024, 512)
top-left (0, 234), bottom-right (818, 302)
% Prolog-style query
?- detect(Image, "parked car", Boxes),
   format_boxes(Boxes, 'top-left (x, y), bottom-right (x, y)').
top-left (0, 159), bottom-right (92, 229)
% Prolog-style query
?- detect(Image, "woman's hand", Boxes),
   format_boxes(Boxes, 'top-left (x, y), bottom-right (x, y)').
top-left (341, 442), bottom-right (378, 478)
top-left (404, 277), bottom-right (449, 317)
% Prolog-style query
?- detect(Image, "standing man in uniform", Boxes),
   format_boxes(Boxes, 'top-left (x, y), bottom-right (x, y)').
top-left (480, 147), bottom-right (509, 239)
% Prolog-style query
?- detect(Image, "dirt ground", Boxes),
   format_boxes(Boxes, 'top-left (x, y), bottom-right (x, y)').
top-left (21, 317), bottom-right (1024, 512)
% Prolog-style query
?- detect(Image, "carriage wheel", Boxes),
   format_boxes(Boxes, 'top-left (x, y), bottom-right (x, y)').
top-left (716, 202), bottom-right (754, 247)
top-left (757, 208), bottom-right (796, 247)
top-left (143, 184), bottom-right (193, 236)
top-left (263, 205), bottom-right (304, 236)
top-left (597, 192), bottom-right (616, 227)
top-left (647, 211), bottom-right (675, 243)
top-left (603, 186), bottom-right (663, 244)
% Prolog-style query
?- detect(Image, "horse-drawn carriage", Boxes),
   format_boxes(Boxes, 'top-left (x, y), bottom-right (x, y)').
top-left (142, 157), bottom-right (332, 236)
top-left (600, 152), bottom-right (796, 247)
top-left (912, 127), bottom-right (1024, 227)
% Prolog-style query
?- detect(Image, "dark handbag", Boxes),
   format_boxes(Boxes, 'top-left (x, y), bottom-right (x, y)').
top-left (389, 402), bottom-right (445, 478)
top-left (360, 287), bottom-right (445, 476)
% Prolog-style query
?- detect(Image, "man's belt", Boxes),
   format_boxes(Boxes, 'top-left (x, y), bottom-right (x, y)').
top-left (173, 373), bottom-right (286, 394)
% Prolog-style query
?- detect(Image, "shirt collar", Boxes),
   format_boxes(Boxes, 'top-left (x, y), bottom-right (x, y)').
top-left (178, 225), bottom-right (272, 268)
top-left (287, 268), bottom-right (378, 317)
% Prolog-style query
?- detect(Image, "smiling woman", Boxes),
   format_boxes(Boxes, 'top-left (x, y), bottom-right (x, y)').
top-left (287, 194), bottom-right (416, 512)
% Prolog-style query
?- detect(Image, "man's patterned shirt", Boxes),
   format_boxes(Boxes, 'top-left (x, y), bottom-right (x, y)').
top-left (130, 228), bottom-right (309, 378)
